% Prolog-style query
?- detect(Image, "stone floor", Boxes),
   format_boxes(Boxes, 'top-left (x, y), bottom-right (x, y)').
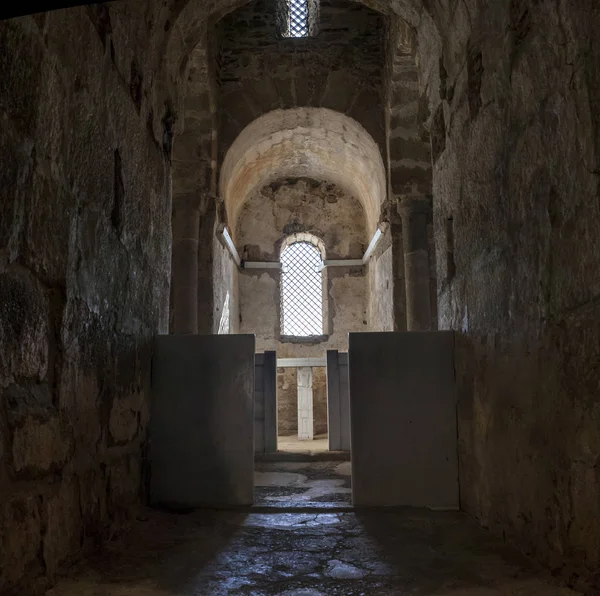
top-left (277, 434), bottom-right (329, 454)
top-left (254, 461), bottom-right (352, 508)
top-left (47, 463), bottom-right (581, 596)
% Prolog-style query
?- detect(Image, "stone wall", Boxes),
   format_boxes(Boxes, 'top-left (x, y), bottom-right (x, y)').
top-left (215, 0), bottom-right (385, 165)
top-left (277, 367), bottom-right (297, 435)
top-left (433, 1), bottom-right (600, 587)
top-left (0, 7), bottom-right (171, 594)
top-left (2, 0), bottom-right (599, 592)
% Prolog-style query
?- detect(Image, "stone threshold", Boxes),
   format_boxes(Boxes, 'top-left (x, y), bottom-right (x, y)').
top-left (254, 450), bottom-right (351, 462)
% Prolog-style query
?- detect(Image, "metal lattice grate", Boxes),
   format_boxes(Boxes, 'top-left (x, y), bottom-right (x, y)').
top-left (280, 242), bottom-right (323, 336)
top-left (287, 0), bottom-right (309, 37)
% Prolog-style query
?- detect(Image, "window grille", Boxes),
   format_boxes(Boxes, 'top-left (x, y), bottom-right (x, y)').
top-left (280, 242), bottom-right (323, 336)
top-left (286, 0), bottom-right (309, 37)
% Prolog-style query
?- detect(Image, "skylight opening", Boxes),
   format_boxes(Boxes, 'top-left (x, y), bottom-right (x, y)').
top-left (286, 0), bottom-right (309, 38)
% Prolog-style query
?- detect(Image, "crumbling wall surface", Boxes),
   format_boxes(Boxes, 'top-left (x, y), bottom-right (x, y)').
top-left (434, 1), bottom-right (600, 587)
top-left (0, 8), bottom-right (171, 594)
top-left (237, 178), bottom-right (368, 356)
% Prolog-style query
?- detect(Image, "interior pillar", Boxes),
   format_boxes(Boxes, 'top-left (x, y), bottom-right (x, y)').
top-left (399, 197), bottom-right (432, 331)
top-left (172, 196), bottom-right (200, 334)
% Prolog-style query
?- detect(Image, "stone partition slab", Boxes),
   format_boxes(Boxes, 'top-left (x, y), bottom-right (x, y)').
top-left (150, 335), bottom-right (255, 508)
top-left (349, 331), bottom-right (458, 508)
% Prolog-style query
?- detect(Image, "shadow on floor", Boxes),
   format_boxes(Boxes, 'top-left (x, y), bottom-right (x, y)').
top-left (47, 507), bottom-right (581, 596)
top-left (47, 463), bottom-right (581, 596)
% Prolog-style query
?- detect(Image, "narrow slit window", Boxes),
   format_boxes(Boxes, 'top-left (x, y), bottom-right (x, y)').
top-left (280, 241), bottom-right (323, 336)
top-left (278, 0), bottom-right (319, 38)
top-left (287, 0), bottom-right (309, 37)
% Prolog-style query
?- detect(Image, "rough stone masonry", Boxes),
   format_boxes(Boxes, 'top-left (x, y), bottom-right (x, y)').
top-left (0, 0), bottom-right (599, 594)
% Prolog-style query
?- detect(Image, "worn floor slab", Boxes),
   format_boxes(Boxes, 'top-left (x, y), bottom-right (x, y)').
top-left (47, 508), bottom-right (579, 595)
top-left (254, 461), bottom-right (352, 508)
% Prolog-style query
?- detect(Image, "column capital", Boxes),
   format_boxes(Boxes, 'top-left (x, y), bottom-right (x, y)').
top-left (397, 196), bottom-right (431, 216)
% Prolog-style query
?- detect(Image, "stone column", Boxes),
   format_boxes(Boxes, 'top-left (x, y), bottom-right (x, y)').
top-left (399, 197), bottom-right (432, 331)
top-left (171, 196), bottom-right (200, 334)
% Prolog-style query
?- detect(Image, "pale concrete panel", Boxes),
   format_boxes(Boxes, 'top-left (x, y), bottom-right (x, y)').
top-left (150, 334), bottom-right (255, 508)
top-left (349, 331), bottom-right (458, 508)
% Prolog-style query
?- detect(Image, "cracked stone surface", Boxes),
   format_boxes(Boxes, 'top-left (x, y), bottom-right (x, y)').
top-left (46, 464), bottom-right (580, 595)
top-left (46, 507), bottom-right (580, 595)
top-left (254, 462), bottom-right (352, 508)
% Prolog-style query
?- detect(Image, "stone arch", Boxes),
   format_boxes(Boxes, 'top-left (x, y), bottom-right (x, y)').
top-left (220, 108), bottom-right (387, 235)
top-left (280, 232), bottom-right (326, 260)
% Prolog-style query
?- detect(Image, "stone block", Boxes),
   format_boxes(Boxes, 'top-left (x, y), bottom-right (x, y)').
top-left (58, 361), bottom-right (102, 455)
top-left (43, 479), bottom-right (82, 577)
top-left (0, 268), bottom-right (49, 380)
top-left (12, 415), bottom-right (73, 476)
top-left (23, 172), bottom-right (76, 283)
top-left (0, 495), bottom-right (42, 592)
top-left (389, 135), bottom-right (431, 164)
top-left (320, 71), bottom-right (356, 113)
top-left (109, 392), bottom-right (142, 444)
top-left (0, 20), bottom-right (44, 136)
top-left (108, 455), bottom-right (140, 514)
top-left (0, 125), bottom-right (23, 256)
top-left (78, 466), bottom-right (109, 546)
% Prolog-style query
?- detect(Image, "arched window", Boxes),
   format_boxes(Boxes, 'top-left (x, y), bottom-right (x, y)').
top-left (280, 239), bottom-right (324, 337)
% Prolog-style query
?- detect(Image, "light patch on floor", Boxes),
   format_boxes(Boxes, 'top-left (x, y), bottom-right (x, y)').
top-left (277, 433), bottom-right (329, 453)
top-left (334, 461), bottom-right (351, 476)
top-left (254, 471), bottom-right (308, 487)
top-left (326, 559), bottom-right (368, 579)
top-left (254, 465), bottom-right (351, 504)
top-left (46, 507), bottom-right (582, 596)
top-left (242, 513), bottom-right (344, 529)
top-left (264, 479), bottom-right (351, 503)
